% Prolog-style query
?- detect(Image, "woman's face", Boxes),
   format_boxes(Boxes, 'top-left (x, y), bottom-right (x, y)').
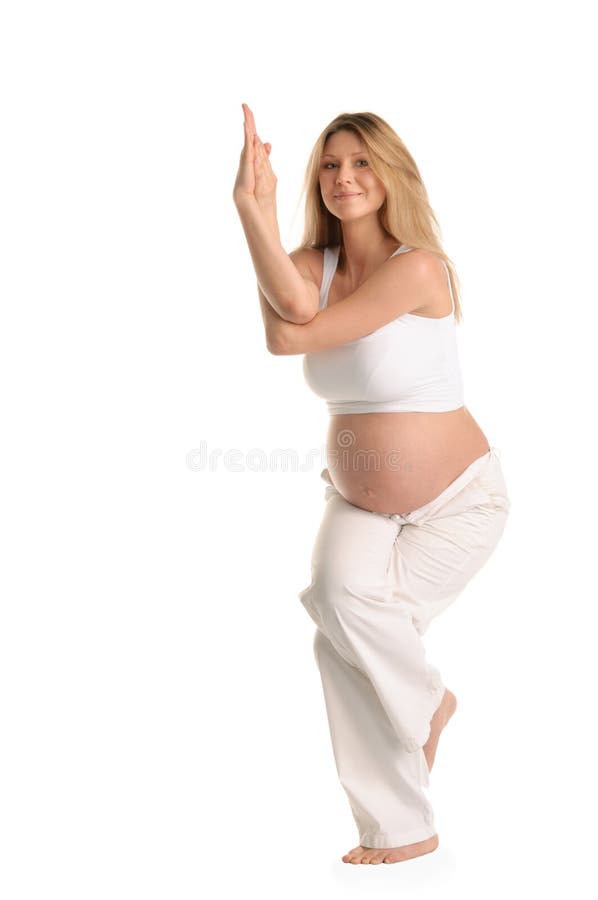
top-left (319, 130), bottom-right (386, 220)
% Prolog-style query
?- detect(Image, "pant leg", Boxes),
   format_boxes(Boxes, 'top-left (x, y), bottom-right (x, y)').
top-left (298, 478), bottom-right (442, 846)
top-left (298, 484), bottom-right (446, 755)
top-left (312, 629), bottom-right (436, 848)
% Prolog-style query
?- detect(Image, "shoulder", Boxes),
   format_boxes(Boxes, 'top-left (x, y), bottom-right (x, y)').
top-left (288, 246), bottom-right (325, 264)
top-left (389, 248), bottom-right (452, 314)
top-left (390, 247), bottom-right (446, 280)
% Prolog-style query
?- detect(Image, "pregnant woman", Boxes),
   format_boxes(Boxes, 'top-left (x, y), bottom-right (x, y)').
top-left (233, 103), bottom-right (511, 866)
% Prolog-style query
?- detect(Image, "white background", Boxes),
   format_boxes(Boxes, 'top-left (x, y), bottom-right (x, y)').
top-left (1, 0), bottom-right (597, 897)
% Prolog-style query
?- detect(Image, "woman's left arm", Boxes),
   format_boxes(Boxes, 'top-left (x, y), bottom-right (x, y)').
top-left (266, 250), bottom-right (437, 355)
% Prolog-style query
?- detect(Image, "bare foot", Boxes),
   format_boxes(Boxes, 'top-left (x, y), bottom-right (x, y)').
top-left (342, 833), bottom-right (439, 864)
top-left (423, 688), bottom-right (457, 772)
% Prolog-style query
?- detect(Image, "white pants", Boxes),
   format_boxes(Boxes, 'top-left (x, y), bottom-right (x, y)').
top-left (298, 447), bottom-right (510, 849)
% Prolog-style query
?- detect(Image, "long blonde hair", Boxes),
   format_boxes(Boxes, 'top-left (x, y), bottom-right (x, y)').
top-left (293, 111), bottom-right (464, 324)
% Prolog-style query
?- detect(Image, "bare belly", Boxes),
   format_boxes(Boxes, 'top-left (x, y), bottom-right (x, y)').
top-left (325, 406), bottom-right (491, 515)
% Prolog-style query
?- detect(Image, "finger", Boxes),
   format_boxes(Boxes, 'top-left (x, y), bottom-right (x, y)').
top-left (254, 138), bottom-right (264, 169)
top-left (243, 125), bottom-right (255, 163)
top-left (255, 138), bottom-right (273, 173)
top-left (256, 137), bottom-right (271, 164)
top-left (255, 133), bottom-right (267, 154)
top-left (242, 103), bottom-right (256, 143)
top-left (242, 101), bottom-right (253, 126)
top-left (255, 136), bottom-right (269, 167)
top-left (247, 106), bottom-right (258, 138)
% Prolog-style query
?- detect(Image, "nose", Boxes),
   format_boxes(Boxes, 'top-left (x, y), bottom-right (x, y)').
top-left (335, 163), bottom-right (356, 186)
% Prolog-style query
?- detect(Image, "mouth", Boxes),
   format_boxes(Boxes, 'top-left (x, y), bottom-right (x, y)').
top-left (334, 193), bottom-right (362, 200)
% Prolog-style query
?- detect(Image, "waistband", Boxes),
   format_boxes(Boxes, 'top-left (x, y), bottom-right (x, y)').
top-left (389, 446), bottom-right (500, 525)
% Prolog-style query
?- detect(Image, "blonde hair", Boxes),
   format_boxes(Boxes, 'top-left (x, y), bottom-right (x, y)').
top-left (293, 111), bottom-right (464, 324)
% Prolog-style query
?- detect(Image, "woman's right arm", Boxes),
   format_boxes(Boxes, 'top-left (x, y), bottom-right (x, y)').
top-left (233, 104), bottom-right (319, 325)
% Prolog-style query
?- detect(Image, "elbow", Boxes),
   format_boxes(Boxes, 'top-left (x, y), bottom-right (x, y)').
top-left (289, 308), bottom-right (317, 325)
top-left (275, 295), bottom-right (318, 325)
top-left (265, 319), bottom-right (302, 355)
top-left (267, 322), bottom-right (300, 355)
top-left (285, 299), bottom-right (318, 325)
top-left (266, 330), bottom-right (289, 355)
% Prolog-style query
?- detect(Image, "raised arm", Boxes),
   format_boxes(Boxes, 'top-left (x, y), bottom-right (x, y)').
top-left (235, 195), bottom-right (318, 326)
top-left (233, 104), bottom-right (319, 328)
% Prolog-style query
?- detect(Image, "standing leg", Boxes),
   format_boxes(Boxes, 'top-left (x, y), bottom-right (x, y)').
top-left (298, 487), bottom-right (442, 850)
top-left (312, 628), bottom-right (435, 849)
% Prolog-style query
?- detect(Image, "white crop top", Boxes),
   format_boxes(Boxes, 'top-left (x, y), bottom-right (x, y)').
top-left (302, 243), bottom-right (465, 415)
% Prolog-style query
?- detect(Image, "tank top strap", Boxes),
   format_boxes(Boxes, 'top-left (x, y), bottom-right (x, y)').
top-left (440, 259), bottom-right (455, 315)
top-left (389, 244), bottom-right (413, 258)
top-left (319, 245), bottom-right (341, 309)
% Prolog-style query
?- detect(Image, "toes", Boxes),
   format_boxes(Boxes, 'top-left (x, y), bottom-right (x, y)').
top-left (342, 845), bottom-right (363, 863)
top-left (343, 843), bottom-right (406, 864)
top-left (343, 845), bottom-right (393, 864)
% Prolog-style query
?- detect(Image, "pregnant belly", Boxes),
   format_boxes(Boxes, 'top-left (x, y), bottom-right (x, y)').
top-left (325, 406), bottom-right (491, 515)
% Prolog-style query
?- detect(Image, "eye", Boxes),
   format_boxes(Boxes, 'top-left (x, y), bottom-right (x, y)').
top-left (323, 159), bottom-right (369, 169)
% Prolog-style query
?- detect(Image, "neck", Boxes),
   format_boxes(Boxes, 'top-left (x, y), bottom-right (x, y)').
top-left (339, 222), bottom-right (398, 281)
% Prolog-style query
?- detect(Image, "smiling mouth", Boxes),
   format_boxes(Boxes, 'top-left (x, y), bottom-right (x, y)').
top-left (335, 193), bottom-right (362, 200)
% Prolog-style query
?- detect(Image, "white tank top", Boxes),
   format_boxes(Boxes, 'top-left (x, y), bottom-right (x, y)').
top-left (302, 244), bottom-right (465, 415)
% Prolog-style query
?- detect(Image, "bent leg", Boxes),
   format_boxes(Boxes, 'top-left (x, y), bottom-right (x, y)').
top-left (388, 472), bottom-right (511, 638)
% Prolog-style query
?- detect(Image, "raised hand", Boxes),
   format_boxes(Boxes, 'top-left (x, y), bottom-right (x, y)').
top-left (233, 103), bottom-right (277, 209)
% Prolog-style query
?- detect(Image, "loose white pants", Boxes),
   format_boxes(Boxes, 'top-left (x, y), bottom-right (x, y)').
top-left (298, 447), bottom-right (510, 849)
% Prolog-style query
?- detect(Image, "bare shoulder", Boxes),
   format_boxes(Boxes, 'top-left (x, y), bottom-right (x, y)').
top-left (394, 248), bottom-right (452, 317)
top-left (288, 247), bottom-right (324, 288)
top-left (392, 247), bottom-right (444, 278)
